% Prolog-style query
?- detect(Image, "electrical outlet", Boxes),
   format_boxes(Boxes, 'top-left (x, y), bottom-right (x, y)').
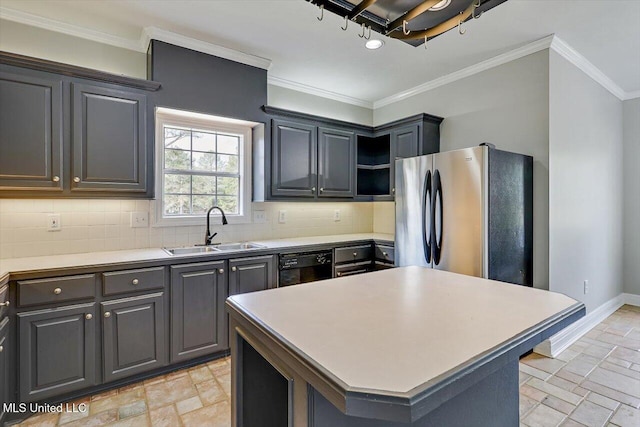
top-left (47, 214), bottom-right (61, 232)
top-left (130, 211), bottom-right (149, 228)
top-left (333, 209), bottom-right (341, 222)
top-left (584, 280), bottom-right (589, 294)
top-left (278, 210), bottom-right (287, 224)
top-left (253, 210), bottom-right (267, 223)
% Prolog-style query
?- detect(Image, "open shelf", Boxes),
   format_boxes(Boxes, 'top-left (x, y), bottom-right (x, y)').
top-left (357, 163), bottom-right (390, 170)
top-left (357, 168), bottom-right (390, 196)
top-left (357, 135), bottom-right (390, 166)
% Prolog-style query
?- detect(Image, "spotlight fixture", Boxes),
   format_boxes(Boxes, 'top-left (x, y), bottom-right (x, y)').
top-left (365, 39), bottom-right (384, 50)
top-left (428, 0), bottom-right (452, 11)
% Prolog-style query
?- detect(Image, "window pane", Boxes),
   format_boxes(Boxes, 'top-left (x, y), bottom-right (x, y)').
top-left (164, 127), bottom-right (191, 150)
top-left (217, 196), bottom-right (238, 214)
top-left (217, 154), bottom-right (239, 173)
top-left (192, 131), bottom-right (216, 152)
top-left (192, 195), bottom-right (215, 214)
top-left (217, 134), bottom-right (239, 155)
top-left (217, 177), bottom-right (239, 196)
top-left (164, 195), bottom-right (190, 215)
top-left (192, 175), bottom-right (216, 194)
top-left (192, 152), bottom-right (216, 171)
top-left (164, 173), bottom-right (191, 194)
top-left (165, 149), bottom-right (191, 170)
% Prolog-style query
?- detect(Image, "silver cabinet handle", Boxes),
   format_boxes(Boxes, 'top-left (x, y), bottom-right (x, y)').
top-left (132, 279), bottom-right (139, 285)
top-left (320, 188), bottom-right (324, 193)
top-left (311, 187), bottom-right (316, 193)
top-left (218, 268), bottom-right (224, 274)
top-left (231, 266), bottom-right (237, 272)
top-left (104, 312), bottom-right (111, 318)
top-left (52, 176), bottom-right (60, 182)
top-left (0, 301), bottom-right (9, 307)
top-left (337, 272), bottom-right (342, 277)
top-left (353, 252), bottom-right (357, 257)
top-left (85, 314), bottom-right (93, 320)
top-left (383, 252), bottom-right (388, 257)
top-left (392, 188), bottom-right (395, 194)
top-left (0, 345), bottom-right (3, 352)
top-left (73, 177), bottom-right (80, 183)
top-left (53, 288), bottom-right (62, 295)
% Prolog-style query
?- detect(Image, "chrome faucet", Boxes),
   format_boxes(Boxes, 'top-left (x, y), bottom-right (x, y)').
top-left (204, 206), bottom-right (228, 245)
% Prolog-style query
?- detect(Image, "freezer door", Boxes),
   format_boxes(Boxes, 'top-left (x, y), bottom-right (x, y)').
top-left (395, 155), bottom-right (433, 267)
top-left (432, 147), bottom-right (486, 277)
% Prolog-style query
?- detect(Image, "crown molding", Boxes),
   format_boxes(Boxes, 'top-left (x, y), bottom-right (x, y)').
top-left (267, 75), bottom-right (373, 109)
top-left (549, 36), bottom-right (626, 101)
top-left (623, 90), bottom-right (640, 101)
top-left (141, 27), bottom-right (271, 70)
top-left (373, 35), bottom-right (555, 109)
top-left (0, 6), bottom-right (143, 51)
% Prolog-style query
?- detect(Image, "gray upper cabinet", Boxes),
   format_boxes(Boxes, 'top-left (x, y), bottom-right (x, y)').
top-left (271, 119), bottom-right (317, 198)
top-left (170, 261), bottom-right (228, 363)
top-left (229, 255), bottom-right (276, 295)
top-left (0, 71), bottom-right (63, 191)
top-left (0, 318), bottom-right (8, 425)
top-left (18, 303), bottom-right (96, 402)
top-left (392, 125), bottom-right (419, 159)
top-left (71, 83), bottom-right (147, 193)
top-left (101, 293), bottom-right (166, 383)
top-left (318, 127), bottom-right (355, 198)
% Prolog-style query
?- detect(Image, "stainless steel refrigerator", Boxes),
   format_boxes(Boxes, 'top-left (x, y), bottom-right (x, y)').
top-left (395, 146), bottom-right (533, 286)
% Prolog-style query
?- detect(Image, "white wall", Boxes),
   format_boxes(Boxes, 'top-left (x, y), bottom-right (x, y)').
top-left (374, 51), bottom-right (550, 290)
top-left (548, 51), bottom-right (624, 312)
top-left (623, 98), bottom-right (640, 295)
top-left (0, 19), bottom-right (147, 78)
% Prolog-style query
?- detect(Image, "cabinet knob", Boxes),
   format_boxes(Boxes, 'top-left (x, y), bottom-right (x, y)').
top-left (0, 301), bottom-right (9, 307)
top-left (73, 177), bottom-right (80, 183)
top-left (337, 272), bottom-right (342, 277)
top-left (392, 188), bottom-right (396, 194)
top-left (319, 187), bottom-right (324, 193)
top-left (231, 266), bottom-right (237, 272)
top-left (53, 288), bottom-right (62, 295)
top-left (353, 252), bottom-right (357, 257)
top-left (218, 268), bottom-right (224, 274)
top-left (132, 278), bottom-right (139, 285)
top-left (52, 176), bottom-right (60, 182)
top-left (0, 345), bottom-right (3, 353)
top-left (383, 252), bottom-right (388, 257)
top-left (85, 314), bottom-right (93, 320)
top-left (311, 187), bottom-right (316, 194)
top-left (104, 312), bottom-right (111, 318)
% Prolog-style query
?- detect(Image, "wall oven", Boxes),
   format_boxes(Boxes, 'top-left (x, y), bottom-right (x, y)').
top-left (278, 250), bottom-right (333, 286)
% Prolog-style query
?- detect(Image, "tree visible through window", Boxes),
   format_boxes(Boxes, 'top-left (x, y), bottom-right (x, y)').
top-left (163, 126), bottom-right (241, 216)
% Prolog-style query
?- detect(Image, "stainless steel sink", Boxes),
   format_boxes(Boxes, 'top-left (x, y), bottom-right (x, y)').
top-left (215, 242), bottom-right (265, 251)
top-left (163, 246), bottom-right (221, 255)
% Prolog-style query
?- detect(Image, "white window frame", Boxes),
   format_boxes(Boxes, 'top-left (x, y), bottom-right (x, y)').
top-left (152, 107), bottom-right (255, 226)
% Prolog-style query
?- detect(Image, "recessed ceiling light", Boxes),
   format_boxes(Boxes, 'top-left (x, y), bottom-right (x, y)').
top-left (365, 39), bottom-right (384, 50)
top-left (428, 0), bottom-right (452, 11)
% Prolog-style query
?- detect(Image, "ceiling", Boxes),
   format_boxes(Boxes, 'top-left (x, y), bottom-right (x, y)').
top-left (1, 0), bottom-right (639, 104)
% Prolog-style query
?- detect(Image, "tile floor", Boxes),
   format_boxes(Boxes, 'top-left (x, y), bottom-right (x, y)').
top-left (15, 305), bottom-right (640, 427)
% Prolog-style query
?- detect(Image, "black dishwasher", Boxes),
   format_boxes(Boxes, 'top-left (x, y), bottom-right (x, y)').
top-left (278, 251), bottom-right (333, 286)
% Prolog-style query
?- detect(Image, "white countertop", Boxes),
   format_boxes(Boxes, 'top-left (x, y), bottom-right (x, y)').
top-left (227, 266), bottom-right (579, 395)
top-left (0, 233), bottom-right (393, 280)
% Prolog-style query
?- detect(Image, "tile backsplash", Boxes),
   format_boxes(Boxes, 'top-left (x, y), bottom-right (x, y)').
top-left (0, 199), bottom-right (375, 259)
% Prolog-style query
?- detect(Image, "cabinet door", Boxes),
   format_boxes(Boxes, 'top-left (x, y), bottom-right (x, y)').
top-left (0, 71), bottom-right (63, 191)
top-left (229, 255), bottom-right (276, 296)
top-left (0, 318), bottom-right (8, 425)
top-left (102, 293), bottom-right (166, 383)
top-left (71, 82), bottom-right (147, 192)
top-left (271, 119), bottom-right (317, 198)
top-left (390, 124), bottom-right (420, 196)
top-left (170, 261), bottom-right (227, 363)
top-left (318, 127), bottom-right (355, 198)
top-left (18, 303), bottom-right (96, 402)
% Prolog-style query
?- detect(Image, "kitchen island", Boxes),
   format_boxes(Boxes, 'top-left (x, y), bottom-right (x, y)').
top-left (226, 267), bottom-right (585, 427)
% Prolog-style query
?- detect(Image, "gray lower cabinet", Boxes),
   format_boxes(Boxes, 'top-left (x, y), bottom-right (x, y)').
top-left (170, 261), bottom-right (228, 363)
top-left (18, 303), bottom-right (96, 402)
top-left (0, 317), bottom-right (9, 425)
top-left (101, 293), bottom-right (166, 383)
top-left (271, 119), bottom-right (317, 198)
top-left (71, 83), bottom-right (148, 193)
top-left (0, 70), bottom-right (63, 191)
top-left (229, 255), bottom-right (277, 295)
top-left (318, 127), bottom-right (355, 198)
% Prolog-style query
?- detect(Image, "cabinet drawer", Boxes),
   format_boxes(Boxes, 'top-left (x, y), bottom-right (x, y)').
top-left (335, 261), bottom-right (373, 278)
top-left (102, 267), bottom-right (165, 296)
top-left (0, 285), bottom-right (8, 319)
top-left (375, 245), bottom-right (395, 263)
top-left (18, 274), bottom-right (96, 307)
top-left (334, 244), bottom-right (372, 264)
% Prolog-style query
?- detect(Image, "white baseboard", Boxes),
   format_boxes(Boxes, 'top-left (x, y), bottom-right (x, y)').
top-left (623, 293), bottom-right (640, 307)
top-left (534, 294), bottom-right (628, 358)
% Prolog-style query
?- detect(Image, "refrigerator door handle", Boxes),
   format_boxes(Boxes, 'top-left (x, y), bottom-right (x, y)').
top-left (422, 170), bottom-right (432, 264)
top-left (433, 169), bottom-right (443, 265)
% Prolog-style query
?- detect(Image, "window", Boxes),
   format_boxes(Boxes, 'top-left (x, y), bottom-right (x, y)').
top-left (154, 108), bottom-right (255, 225)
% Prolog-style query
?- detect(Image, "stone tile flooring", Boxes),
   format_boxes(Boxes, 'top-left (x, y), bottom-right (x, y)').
top-left (15, 305), bottom-right (640, 427)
